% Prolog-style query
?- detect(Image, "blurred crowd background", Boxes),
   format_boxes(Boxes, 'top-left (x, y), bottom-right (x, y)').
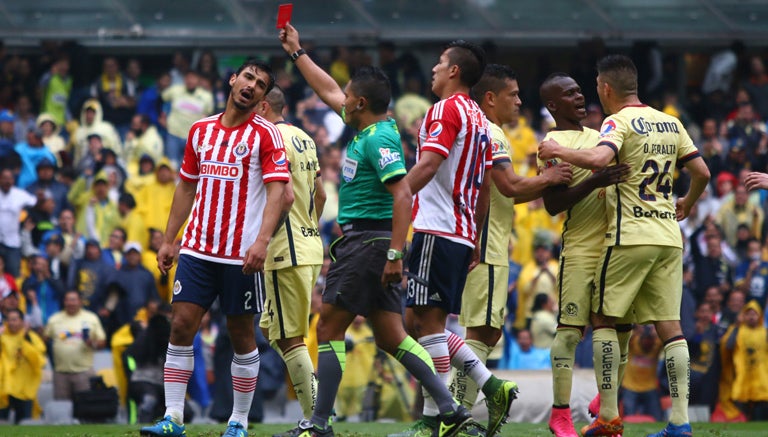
top-left (0, 32), bottom-right (767, 425)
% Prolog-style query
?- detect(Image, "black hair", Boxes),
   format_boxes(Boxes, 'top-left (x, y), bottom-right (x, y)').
top-left (6, 308), bottom-right (23, 321)
top-left (235, 58), bottom-right (275, 96)
top-left (539, 72), bottom-right (571, 101)
top-left (444, 40), bottom-right (486, 87)
top-left (531, 293), bottom-right (550, 313)
top-left (113, 226), bottom-right (127, 241)
top-left (264, 85), bottom-right (287, 115)
top-left (118, 192), bottom-right (136, 209)
top-left (472, 63), bottom-right (516, 104)
top-left (349, 66), bottom-right (391, 115)
top-left (596, 55), bottom-right (638, 97)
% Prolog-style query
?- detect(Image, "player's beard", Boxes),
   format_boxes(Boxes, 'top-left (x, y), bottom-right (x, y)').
top-left (231, 90), bottom-right (256, 112)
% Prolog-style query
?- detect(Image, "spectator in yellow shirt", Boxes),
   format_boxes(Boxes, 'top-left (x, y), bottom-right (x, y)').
top-left (135, 158), bottom-right (176, 235)
top-left (515, 232), bottom-right (559, 330)
top-left (724, 299), bottom-right (768, 420)
top-left (0, 309), bottom-right (47, 423)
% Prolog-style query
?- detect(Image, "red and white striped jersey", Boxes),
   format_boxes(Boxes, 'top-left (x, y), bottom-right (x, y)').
top-left (413, 93), bottom-right (492, 247)
top-left (178, 113), bottom-right (289, 264)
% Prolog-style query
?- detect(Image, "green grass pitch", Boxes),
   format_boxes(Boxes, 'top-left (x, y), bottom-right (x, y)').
top-left (1, 422), bottom-right (765, 437)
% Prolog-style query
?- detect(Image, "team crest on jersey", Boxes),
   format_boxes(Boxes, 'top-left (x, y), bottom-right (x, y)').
top-left (173, 280), bottom-right (182, 296)
top-left (273, 150), bottom-right (287, 166)
top-left (378, 148), bottom-right (401, 169)
top-left (428, 121), bottom-right (443, 137)
top-left (233, 141), bottom-right (249, 159)
top-left (600, 119), bottom-right (616, 137)
top-left (564, 302), bottom-right (578, 317)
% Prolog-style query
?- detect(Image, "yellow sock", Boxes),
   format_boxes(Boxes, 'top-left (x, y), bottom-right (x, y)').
top-left (283, 344), bottom-right (317, 420)
top-left (551, 327), bottom-right (581, 406)
top-left (616, 329), bottom-right (632, 385)
top-left (664, 339), bottom-right (690, 425)
top-left (592, 328), bottom-right (620, 419)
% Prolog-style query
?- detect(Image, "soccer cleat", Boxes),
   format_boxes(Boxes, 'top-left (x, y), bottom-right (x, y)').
top-left (297, 424), bottom-right (334, 437)
top-left (139, 416), bottom-right (186, 436)
top-left (273, 419), bottom-right (313, 437)
top-left (588, 393), bottom-right (600, 418)
top-left (580, 416), bottom-right (623, 437)
top-left (222, 421), bottom-right (248, 437)
top-left (548, 407), bottom-right (579, 437)
top-left (485, 379), bottom-right (519, 437)
top-left (646, 422), bottom-right (693, 437)
top-left (435, 405), bottom-right (474, 437)
top-left (387, 416), bottom-right (437, 437)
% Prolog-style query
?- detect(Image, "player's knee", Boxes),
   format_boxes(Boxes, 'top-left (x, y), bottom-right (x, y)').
top-left (555, 326), bottom-right (582, 349)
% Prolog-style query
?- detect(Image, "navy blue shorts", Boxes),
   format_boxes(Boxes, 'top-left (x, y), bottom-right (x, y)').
top-left (172, 254), bottom-right (264, 315)
top-left (405, 232), bottom-right (473, 314)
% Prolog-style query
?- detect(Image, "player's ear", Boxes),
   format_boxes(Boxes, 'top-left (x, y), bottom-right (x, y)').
top-left (229, 73), bottom-right (237, 88)
top-left (546, 101), bottom-right (557, 113)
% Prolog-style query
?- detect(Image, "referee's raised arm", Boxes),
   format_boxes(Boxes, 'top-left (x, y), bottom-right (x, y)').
top-left (279, 23), bottom-right (345, 115)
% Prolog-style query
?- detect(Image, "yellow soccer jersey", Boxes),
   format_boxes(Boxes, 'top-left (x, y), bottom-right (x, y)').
top-left (597, 105), bottom-right (699, 248)
top-left (478, 122), bottom-right (517, 266)
top-left (265, 123), bottom-right (324, 270)
top-left (538, 128), bottom-right (605, 258)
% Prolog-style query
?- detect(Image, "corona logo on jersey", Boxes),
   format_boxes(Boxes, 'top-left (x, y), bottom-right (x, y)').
top-left (600, 119), bottom-right (616, 137)
top-left (428, 121), bottom-right (443, 138)
top-left (631, 117), bottom-right (680, 136)
top-left (200, 160), bottom-right (241, 181)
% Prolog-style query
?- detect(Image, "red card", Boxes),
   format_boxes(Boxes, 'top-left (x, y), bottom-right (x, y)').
top-left (276, 3), bottom-right (293, 29)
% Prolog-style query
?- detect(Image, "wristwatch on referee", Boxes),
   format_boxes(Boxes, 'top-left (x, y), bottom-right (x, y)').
top-left (386, 249), bottom-right (404, 262)
top-left (289, 48), bottom-right (306, 62)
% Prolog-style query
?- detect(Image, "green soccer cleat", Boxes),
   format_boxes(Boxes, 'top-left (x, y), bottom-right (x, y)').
top-left (485, 379), bottom-right (519, 436)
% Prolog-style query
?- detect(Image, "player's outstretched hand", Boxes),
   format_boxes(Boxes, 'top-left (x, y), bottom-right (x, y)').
top-left (537, 139), bottom-right (561, 161)
top-left (675, 196), bottom-right (693, 221)
top-left (542, 162), bottom-right (573, 186)
top-left (157, 242), bottom-right (176, 275)
top-left (243, 240), bottom-right (268, 275)
top-left (593, 163), bottom-right (630, 188)
top-left (744, 171), bottom-right (768, 191)
top-left (279, 23), bottom-right (301, 54)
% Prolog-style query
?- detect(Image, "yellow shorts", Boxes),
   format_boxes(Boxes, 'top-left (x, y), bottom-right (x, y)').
top-left (458, 263), bottom-right (508, 329)
top-left (557, 255), bottom-right (599, 327)
top-left (594, 245), bottom-right (682, 324)
top-left (260, 264), bottom-right (321, 340)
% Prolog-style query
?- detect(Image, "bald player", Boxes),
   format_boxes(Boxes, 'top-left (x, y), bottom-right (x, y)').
top-left (537, 72), bottom-right (630, 437)
top-left (538, 55), bottom-right (710, 437)
top-left (448, 64), bottom-right (572, 418)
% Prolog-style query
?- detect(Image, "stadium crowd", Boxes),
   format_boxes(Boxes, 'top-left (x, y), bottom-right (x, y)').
top-left (0, 37), bottom-right (766, 427)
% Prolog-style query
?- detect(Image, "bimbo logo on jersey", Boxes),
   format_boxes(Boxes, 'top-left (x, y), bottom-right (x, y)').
top-left (428, 121), bottom-right (443, 137)
top-left (200, 160), bottom-right (241, 180)
top-left (600, 119), bottom-right (616, 137)
top-left (631, 117), bottom-right (680, 136)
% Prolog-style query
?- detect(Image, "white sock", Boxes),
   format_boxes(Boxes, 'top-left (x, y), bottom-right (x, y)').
top-left (163, 344), bottom-right (194, 424)
top-left (418, 333), bottom-right (449, 417)
top-left (229, 349), bottom-right (260, 426)
top-left (446, 330), bottom-right (492, 388)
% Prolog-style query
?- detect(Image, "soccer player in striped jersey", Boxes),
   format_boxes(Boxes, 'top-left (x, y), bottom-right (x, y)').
top-left (140, 59), bottom-right (292, 437)
top-left (536, 73), bottom-right (630, 437)
top-left (402, 43), bottom-right (517, 437)
top-left (538, 55), bottom-right (710, 437)
top-left (447, 65), bottom-right (573, 425)
top-left (280, 24), bottom-right (479, 437)
top-left (255, 86), bottom-right (325, 437)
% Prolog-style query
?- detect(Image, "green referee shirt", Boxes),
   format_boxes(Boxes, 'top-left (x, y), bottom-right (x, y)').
top-left (338, 117), bottom-right (407, 224)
